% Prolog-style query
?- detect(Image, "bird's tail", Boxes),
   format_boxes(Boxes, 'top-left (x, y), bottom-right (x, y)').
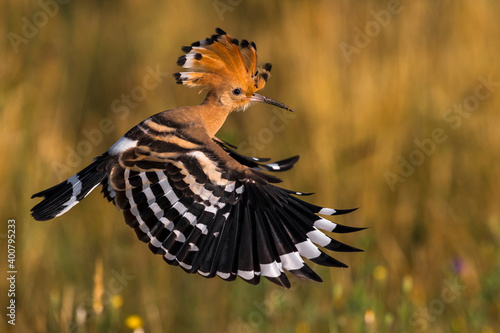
top-left (31, 154), bottom-right (109, 221)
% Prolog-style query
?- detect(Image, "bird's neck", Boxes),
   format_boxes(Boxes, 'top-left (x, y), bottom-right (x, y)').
top-left (198, 91), bottom-right (233, 138)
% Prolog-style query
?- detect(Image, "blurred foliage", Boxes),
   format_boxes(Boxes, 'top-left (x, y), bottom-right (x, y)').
top-left (1, 0), bottom-right (500, 332)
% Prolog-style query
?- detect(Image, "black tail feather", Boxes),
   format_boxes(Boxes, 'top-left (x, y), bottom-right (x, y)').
top-left (31, 155), bottom-right (108, 221)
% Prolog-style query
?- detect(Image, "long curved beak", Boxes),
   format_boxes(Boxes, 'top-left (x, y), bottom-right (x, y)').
top-left (250, 93), bottom-right (295, 112)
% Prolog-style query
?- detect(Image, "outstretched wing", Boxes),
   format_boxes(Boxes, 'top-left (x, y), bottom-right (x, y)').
top-left (212, 137), bottom-right (300, 172)
top-left (108, 115), bottom-right (363, 288)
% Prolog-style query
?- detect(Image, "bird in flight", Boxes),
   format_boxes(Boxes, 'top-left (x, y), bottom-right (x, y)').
top-left (31, 28), bottom-right (363, 288)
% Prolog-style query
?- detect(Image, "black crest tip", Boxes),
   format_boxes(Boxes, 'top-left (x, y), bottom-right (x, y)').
top-left (240, 39), bottom-right (249, 48)
top-left (173, 73), bottom-right (182, 84)
top-left (176, 55), bottom-right (187, 66)
top-left (263, 63), bottom-right (272, 72)
top-left (215, 27), bottom-right (226, 35)
top-left (250, 41), bottom-right (257, 50)
top-left (191, 41), bottom-right (201, 47)
top-left (181, 46), bottom-right (192, 53)
top-left (231, 38), bottom-right (239, 46)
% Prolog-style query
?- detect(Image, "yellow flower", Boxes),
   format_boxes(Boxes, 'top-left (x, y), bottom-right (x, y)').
top-left (125, 315), bottom-right (144, 330)
top-left (111, 295), bottom-right (124, 309)
top-left (402, 275), bottom-right (413, 294)
top-left (364, 309), bottom-right (375, 326)
top-left (373, 265), bottom-right (387, 281)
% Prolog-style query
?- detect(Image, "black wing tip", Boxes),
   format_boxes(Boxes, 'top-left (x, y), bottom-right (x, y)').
top-left (333, 223), bottom-right (367, 234)
top-left (241, 276), bottom-right (261, 286)
top-left (283, 189), bottom-right (314, 196)
top-left (344, 245), bottom-right (364, 253)
top-left (310, 252), bottom-right (348, 268)
top-left (326, 241), bottom-right (364, 253)
top-left (213, 137), bottom-right (299, 172)
top-left (333, 207), bottom-right (359, 215)
top-left (289, 264), bottom-right (323, 283)
top-left (265, 275), bottom-right (291, 289)
top-left (281, 155), bottom-right (299, 165)
top-left (220, 274), bottom-right (238, 282)
top-left (259, 155), bottom-right (300, 172)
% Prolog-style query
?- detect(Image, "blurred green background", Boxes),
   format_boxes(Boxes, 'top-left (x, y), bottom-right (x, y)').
top-left (2, 0), bottom-right (500, 332)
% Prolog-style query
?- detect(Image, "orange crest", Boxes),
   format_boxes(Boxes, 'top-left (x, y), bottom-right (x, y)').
top-left (174, 28), bottom-right (271, 96)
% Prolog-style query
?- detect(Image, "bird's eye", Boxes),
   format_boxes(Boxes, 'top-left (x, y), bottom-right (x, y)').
top-left (232, 88), bottom-right (242, 96)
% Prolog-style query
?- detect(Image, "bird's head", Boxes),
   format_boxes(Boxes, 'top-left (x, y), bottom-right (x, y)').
top-left (174, 28), bottom-right (294, 113)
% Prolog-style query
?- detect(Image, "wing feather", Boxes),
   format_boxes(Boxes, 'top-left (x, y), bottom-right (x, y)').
top-left (107, 120), bottom-right (362, 287)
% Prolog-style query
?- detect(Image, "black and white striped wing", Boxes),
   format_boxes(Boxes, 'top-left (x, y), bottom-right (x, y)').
top-left (109, 123), bottom-right (362, 288)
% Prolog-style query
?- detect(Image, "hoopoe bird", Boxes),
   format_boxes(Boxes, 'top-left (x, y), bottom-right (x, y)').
top-left (31, 28), bottom-right (363, 288)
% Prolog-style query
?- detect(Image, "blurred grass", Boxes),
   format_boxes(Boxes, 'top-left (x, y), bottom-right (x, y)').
top-left (1, 0), bottom-right (500, 332)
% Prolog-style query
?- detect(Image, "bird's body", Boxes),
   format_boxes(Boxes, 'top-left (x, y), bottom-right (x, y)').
top-left (31, 28), bottom-right (363, 288)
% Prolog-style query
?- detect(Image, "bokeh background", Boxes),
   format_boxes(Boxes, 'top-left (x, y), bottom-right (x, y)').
top-left (2, 1), bottom-right (500, 332)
